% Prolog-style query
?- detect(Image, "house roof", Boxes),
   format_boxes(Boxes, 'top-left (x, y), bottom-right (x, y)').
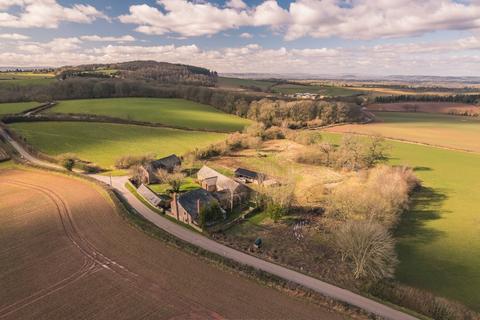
top-left (197, 165), bottom-right (244, 193)
top-left (138, 184), bottom-right (161, 206)
top-left (234, 168), bottom-right (259, 179)
top-left (151, 154), bottom-right (181, 171)
top-left (177, 188), bottom-right (217, 220)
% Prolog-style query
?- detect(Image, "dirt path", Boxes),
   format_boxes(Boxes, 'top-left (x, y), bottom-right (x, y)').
top-left (0, 169), bottom-right (342, 320)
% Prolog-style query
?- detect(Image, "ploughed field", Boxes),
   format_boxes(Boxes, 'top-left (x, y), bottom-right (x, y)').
top-left (0, 168), bottom-right (340, 319)
top-left (326, 111), bottom-right (480, 152)
top-left (8, 122), bottom-right (226, 168)
top-left (322, 131), bottom-right (480, 311)
top-left (0, 102), bottom-right (40, 116)
top-left (47, 98), bottom-right (251, 132)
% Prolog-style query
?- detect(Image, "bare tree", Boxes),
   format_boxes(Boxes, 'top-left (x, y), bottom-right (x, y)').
top-left (333, 221), bottom-right (398, 281)
top-left (155, 167), bottom-right (185, 193)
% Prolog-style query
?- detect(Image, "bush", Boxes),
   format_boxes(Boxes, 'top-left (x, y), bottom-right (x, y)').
top-left (264, 126), bottom-right (285, 140)
top-left (58, 153), bottom-right (78, 171)
top-left (76, 162), bottom-right (102, 173)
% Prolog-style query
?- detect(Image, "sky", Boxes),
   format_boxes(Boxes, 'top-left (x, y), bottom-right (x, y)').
top-left (1, 0), bottom-right (480, 76)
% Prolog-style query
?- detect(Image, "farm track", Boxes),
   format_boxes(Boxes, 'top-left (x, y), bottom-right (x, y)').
top-left (0, 170), bottom-right (341, 320)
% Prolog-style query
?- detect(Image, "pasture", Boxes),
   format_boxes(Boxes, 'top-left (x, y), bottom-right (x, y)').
top-left (322, 132), bottom-right (480, 311)
top-left (0, 102), bottom-right (39, 115)
top-left (217, 77), bottom-right (277, 91)
top-left (8, 122), bottom-right (226, 168)
top-left (48, 98), bottom-right (251, 132)
top-left (326, 111), bottom-right (480, 152)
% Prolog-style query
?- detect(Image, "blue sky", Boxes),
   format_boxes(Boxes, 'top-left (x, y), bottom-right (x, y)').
top-left (1, 0), bottom-right (480, 76)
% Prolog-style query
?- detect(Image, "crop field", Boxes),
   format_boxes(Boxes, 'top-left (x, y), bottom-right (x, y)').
top-left (0, 102), bottom-right (39, 115)
top-left (48, 98), bottom-right (250, 132)
top-left (8, 122), bottom-right (227, 168)
top-left (326, 111), bottom-right (480, 152)
top-left (0, 72), bottom-right (56, 86)
top-left (0, 169), bottom-right (339, 319)
top-left (322, 132), bottom-right (480, 311)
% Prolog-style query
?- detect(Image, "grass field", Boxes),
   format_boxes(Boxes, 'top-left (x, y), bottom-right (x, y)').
top-left (271, 84), bottom-right (363, 96)
top-left (0, 101), bottom-right (39, 115)
top-left (9, 122), bottom-right (226, 168)
top-left (217, 77), bottom-right (277, 90)
top-left (48, 98), bottom-right (251, 132)
top-left (322, 132), bottom-right (480, 311)
top-left (327, 112), bottom-right (480, 153)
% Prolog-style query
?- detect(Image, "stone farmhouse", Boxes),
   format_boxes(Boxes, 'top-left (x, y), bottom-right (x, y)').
top-left (139, 154), bottom-right (181, 184)
top-left (170, 189), bottom-right (219, 230)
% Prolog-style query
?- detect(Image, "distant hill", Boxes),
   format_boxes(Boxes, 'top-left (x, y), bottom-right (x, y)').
top-left (57, 60), bottom-right (218, 86)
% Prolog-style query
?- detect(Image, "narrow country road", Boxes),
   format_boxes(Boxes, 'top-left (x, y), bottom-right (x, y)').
top-left (0, 127), bottom-right (418, 320)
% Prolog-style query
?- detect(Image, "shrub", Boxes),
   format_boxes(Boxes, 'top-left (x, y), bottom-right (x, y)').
top-left (287, 130), bottom-right (322, 145)
top-left (264, 126), bottom-right (285, 140)
top-left (76, 162), bottom-right (102, 173)
top-left (58, 153), bottom-right (78, 171)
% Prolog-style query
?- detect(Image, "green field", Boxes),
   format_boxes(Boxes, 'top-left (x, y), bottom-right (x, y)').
top-left (0, 102), bottom-right (39, 115)
top-left (271, 84), bottom-right (363, 96)
top-left (9, 122), bottom-right (226, 168)
top-left (48, 98), bottom-right (251, 132)
top-left (323, 132), bottom-right (480, 311)
top-left (217, 77), bottom-right (277, 90)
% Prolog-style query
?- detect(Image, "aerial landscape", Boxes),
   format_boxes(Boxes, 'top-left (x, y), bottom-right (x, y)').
top-left (1, 1), bottom-right (480, 320)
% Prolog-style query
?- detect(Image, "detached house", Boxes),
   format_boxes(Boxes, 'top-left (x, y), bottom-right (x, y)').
top-left (170, 189), bottom-right (220, 230)
top-left (139, 154), bottom-right (181, 184)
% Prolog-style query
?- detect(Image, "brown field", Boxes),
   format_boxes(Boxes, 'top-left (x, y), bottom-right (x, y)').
top-left (368, 102), bottom-right (480, 115)
top-left (0, 168), bottom-right (341, 320)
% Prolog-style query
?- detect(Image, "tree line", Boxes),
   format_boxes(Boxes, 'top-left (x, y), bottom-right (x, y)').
top-left (375, 94), bottom-right (480, 104)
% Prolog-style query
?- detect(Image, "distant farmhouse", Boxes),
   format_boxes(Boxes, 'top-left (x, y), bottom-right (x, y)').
top-left (170, 189), bottom-right (220, 230)
top-left (139, 154), bottom-right (181, 184)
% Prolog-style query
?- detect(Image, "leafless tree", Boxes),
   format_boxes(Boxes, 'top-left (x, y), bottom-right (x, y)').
top-left (333, 221), bottom-right (398, 281)
top-left (155, 167), bottom-right (185, 193)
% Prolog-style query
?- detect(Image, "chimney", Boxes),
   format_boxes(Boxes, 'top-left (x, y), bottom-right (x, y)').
top-left (173, 193), bottom-right (179, 220)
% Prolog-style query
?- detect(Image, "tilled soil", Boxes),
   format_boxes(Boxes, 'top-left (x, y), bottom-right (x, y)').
top-left (0, 169), bottom-right (341, 320)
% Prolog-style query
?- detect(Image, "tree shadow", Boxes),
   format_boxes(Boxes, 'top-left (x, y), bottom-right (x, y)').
top-left (413, 166), bottom-right (432, 172)
top-left (394, 186), bottom-right (449, 244)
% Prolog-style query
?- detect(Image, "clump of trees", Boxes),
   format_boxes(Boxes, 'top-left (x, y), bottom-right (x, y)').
top-left (326, 165), bottom-right (419, 283)
top-left (295, 134), bottom-right (388, 170)
top-left (326, 165), bottom-right (419, 229)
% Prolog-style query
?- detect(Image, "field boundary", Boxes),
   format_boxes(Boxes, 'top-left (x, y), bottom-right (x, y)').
top-left (2, 113), bottom-right (237, 133)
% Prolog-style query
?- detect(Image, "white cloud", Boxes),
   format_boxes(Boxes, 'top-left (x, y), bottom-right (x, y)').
top-left (0, 0), bottom-right (107, 28)
top-left (239, 32), bottom-right (253, 39)
top-left (17, 37), bottom-right (82, 53)
top-left (0, 32), bottom-right (29, 40)
top-left (80, 35), bottom-right (136, 42)
top-left (226, 0), bottom-right (247, 10)
top-left (118, 0), bottom-right (480, 40)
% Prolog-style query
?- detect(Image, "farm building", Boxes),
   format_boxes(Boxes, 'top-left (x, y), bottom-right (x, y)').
top-left (137, 184), bottom-right (170, 208)
top-left (170, 189), bottom-right (220, 230)
top-left (234, 168), bottom-right (264, 184)
top-left (197, 165), bottom-right (249, 209)
top-left (139, 154), bottom-right (181, 184)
